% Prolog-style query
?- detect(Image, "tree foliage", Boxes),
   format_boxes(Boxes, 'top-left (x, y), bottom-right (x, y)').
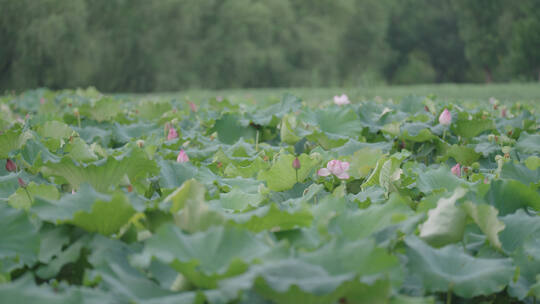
top-left (0, 0), bottom-right (538, 92)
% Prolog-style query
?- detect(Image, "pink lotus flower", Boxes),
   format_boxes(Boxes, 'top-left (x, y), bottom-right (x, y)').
top-left (40, 98), bottom-right (45, 105)
top-left (167, 127), bottom-right (178, 140)
top-left (189, 102), bottom-right (197, 112)
top-left (333, 94), bottom-right (350, 106)
top-left (177, 150), bottom-right (189, 163)
top-left (501, 107), bottom-right (507, 118)
top-left (451, 163), bottom-right (461, 177)
top-left (317, 160), bottom-right (350, 180)
top-left (439, 109), bottom-right (451, 126)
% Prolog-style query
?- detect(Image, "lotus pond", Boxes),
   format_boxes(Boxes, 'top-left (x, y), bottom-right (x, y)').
top-left (0, 88), bottom-right (539, 303)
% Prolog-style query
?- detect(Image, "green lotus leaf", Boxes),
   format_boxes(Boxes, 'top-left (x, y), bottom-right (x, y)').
top-left (165, 179), bottom-right (224, 233)
top-left (37, 120), bottom-right (74, 140)
top-left (225, 203), bottom-right (313, 232)
top-left (390, 295), bottom-right (435, 304)
top-left (524, 155), bottom-right (540, 170)
top-left (301, 107), bottom-right (364, 138)
top-left (462, 201), bottom-right (505, 250)
top-left (0, 127), bottom-right (33, 158)
top-left (141, 224), bottom-right (273, 288)
top-left (217, 187), bottom-right (264, 211)
top-left (64, 137), bottom-right (99, 162)
top-left (88, 235), bottom-right (205, 304)
top-left (451, 112), bottom-right (495, 138)
top-left (347, 147), bottom-right (385, 179)
top-left (40, 148), bottom-right (158, 192)
top-left (112, 122), bottom-right (161, 143)
top-left (38, 226), bottom-right (71, 263)
top-left (438, 144), bottom-right (481, 165)
top-left (224, 157), bottom-right (269, 179)
top-left (400, 123), bottom-right (436, 142)
top-left (500, 161), bottom-right (540, 186)
top-left (280, 114), bottom-right (302, 145)
top-left (32, 184), bottom-right (135, 236)
top-left (485, 179), bottom-right (540, 215)
top-left (249, 93), bottom-right (302, 127)
top-left (136, 100), bottom-right (173, 120)
top-left (331, 193), bottom-right (414, 240)
top-left (0, 275), bottom-right (117, 304)
top-left (8, 182), bottom-right (59, 209)
top-left (0, 203), bottom-right (40, 265)
top-left (80, 97), bottom-right (124, 122)
top-left (36, 237), bottom-right (87, 279)
top-left (419, 188), bottom-right (467, 247)
top-left (159, 160), bottom-right (198, 189)
top-left (258, 152), bottom-right (321, 192)
top-left (515, 132), bottom-right (540, 155)
top-left (405, 235), bottom-right (514, 298)
top-left (299, 238), bottom-right (400, 279)
top-left (212, 113), bottom-right (257, 144)
top-left (473, 141), bottom-right (499, 157)
top-left (416, 166), bottom-right (468, 194)
top-left (219, 259), bottom-right (355, 304)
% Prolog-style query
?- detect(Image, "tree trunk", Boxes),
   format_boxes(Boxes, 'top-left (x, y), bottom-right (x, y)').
top-left (484, 67), bottom-right (493, 83)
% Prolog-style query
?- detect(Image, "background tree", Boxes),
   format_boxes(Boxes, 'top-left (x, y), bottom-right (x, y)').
top-left (0, 0), bottom-right (536, 92)
top-left (451, 0), bottom-right (507, 83)
top-left (385, 0), bottom-right (470, 84)
top-left (510, 0), bottom-right (540, 82)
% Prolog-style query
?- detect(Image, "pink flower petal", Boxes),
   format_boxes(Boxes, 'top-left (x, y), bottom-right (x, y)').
top-left (335, 172), bottom-right (350, 180)
top-left (177, 150), bottom-right (189, 163)
top-left (327, 160), bottom-right (339, 172)
top-left (167, 128), bottom-right (178, 140)
top-left (439, 109), bottom-right (452, 126)
top-left (451, 163), bottom-right (461, 177)
top-left (317, 168), bottom-right (331, 177)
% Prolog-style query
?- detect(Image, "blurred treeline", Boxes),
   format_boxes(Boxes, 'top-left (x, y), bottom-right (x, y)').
top-left (1, 0), bottom-right (539, 92)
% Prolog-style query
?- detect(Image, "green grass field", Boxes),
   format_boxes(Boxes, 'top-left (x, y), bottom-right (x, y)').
top-left (133, 83), bottom-right (540, 105)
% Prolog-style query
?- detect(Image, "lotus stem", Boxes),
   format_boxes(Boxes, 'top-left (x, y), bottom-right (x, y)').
top-left (255, 130), bottom-right (260, 151)
top-left (24, 187), bottom-right (32, 203)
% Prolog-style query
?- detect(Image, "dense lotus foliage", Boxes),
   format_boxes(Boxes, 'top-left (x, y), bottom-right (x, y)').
top-left (0, 88), bottom-right (539, 304)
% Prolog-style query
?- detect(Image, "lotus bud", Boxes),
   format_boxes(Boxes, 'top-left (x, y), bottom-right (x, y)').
top-left (167, 128), bottom-right (178, 140)
top-left (438, 109), bottom-right (451, 126)
top-left (189, 102), bottom-right (197, 112)
top-left (5, 159), bottom-right (16, 172)
top-left (451, 163), bottom-right (461, 177)
top-left (18, 177), bottom-right (26, 188)
top-left (177, 150), bottom-right (189, 163)
top-left (292, 157), bottom-right (301, 170)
